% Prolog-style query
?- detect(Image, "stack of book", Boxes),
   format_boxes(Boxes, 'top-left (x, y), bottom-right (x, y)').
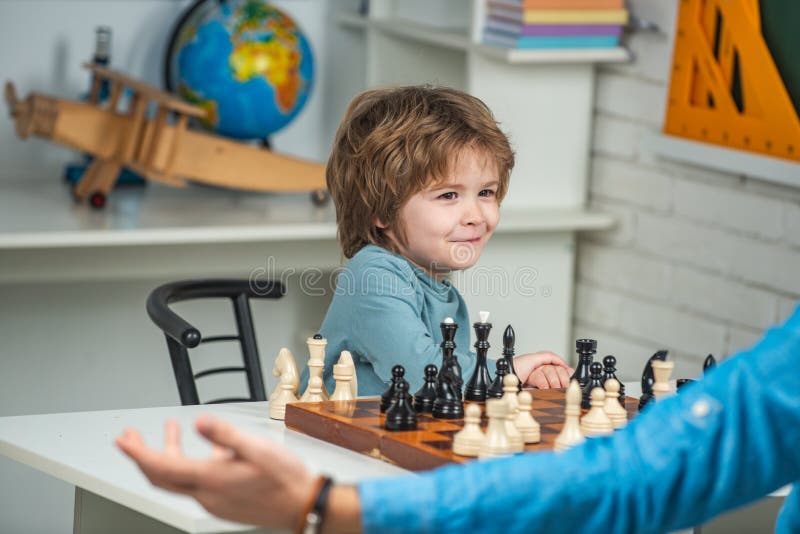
top-left (483, 0), bottom-right (629, 49)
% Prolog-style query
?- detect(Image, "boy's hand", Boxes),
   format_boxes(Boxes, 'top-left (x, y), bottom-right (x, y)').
top-left (514, 351), bottom-right (573, 389)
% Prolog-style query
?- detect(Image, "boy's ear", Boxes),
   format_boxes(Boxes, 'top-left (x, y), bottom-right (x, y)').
top-left (374, 216), bottom-right (388, 229)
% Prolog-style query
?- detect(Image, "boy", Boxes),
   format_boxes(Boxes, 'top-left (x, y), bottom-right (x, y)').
top-left (306, 86), bottom-right (571, 396)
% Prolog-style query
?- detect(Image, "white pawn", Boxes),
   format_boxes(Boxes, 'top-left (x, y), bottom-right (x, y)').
top-left (271, 347), bottom-right (299, 401)
top-left (652, 359), bottom-right (675, 400)
top-left (505, 403), bottom-right (525, 453)
top-left (580, 387), bottom-right (614, 437)
top-left (502, 373), bottom-right (520, 416)
top-left (479, 398), bottom-right (514, 459)
top-left (453, 403), bottom-right (486, 457)
top-left (515, 391), bottom-right (541, 444)
top-left (302, 376), bottom-right (326, 403)
top-left (269, 373), bottom-right (298, 420)
top-left (330, 363), bottom-right (355, 401)
top-left (337, 350), bottom-right (358, 398)
top-left (554, 380), bottom-right (585, 452)
top-left (603, 378), bottom-right (628, 429)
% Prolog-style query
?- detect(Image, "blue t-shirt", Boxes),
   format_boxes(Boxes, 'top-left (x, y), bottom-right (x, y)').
top-left (359, 304), bottom-right (800, 533)
top-left (300, 244), bottom-right (477, 396)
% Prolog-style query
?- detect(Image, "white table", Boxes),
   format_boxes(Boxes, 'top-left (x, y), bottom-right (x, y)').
top-left (0, 402), bottom-right (406, 534)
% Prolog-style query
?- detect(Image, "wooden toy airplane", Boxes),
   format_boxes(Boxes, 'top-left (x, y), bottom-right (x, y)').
top-left (5, 63), bottom-right (327, 207)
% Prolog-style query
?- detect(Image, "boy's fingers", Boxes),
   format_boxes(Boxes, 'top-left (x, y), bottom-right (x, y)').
top-left (556, 367), bottom-right (572, 387)
top-left (164, 420), bottom-right (183, 457)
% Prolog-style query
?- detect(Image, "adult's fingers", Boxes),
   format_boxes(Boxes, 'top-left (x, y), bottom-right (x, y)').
top-left (529, 370), bottom-right (548, 389)
top-left (195, 415), bottom-right (263, 464)
top-left (164, 419), bottom-right (183, 458)
top-left (555, 366), bottom-right (572, 388)
top-left (116, 429), bottom-right (201, 493)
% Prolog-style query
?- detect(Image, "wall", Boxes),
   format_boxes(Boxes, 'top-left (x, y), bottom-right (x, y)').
top-left (574, 0), bottom-right (800, 384)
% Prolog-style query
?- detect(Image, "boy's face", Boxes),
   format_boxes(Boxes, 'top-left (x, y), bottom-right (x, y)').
top-left (383, 147), bottom-right (501, 280)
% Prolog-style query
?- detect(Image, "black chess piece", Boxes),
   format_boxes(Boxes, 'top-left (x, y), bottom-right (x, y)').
top-left (385, 379), bottom-right (418, 431)
top-left (602, 355), bottom-right (625, 406)
top-left (380, 365), bottom-right (405, 413)
top-left (487, 358), bottom-right (510, 398)
top-left (571, 339), bottom-right (596, 389)
top-left (638, 350), bottom-right (668, 410)
top-left (438, 319), bottom-right (464, 400)
top-left (582, 361), bottom-right (605, 409)
top-left (703, 354), bottom-right (717, 372)
top-left (465, 318), bottom-right (493, 401)
top-left (413, 364), bottom-right (438, 413)
top-left (501, 325), bottom-right (521, 391)
top-left (432, 369), bottom-right (464, 419)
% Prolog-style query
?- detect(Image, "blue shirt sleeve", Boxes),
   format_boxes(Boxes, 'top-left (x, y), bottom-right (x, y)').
top-left (358, 305), bottom-right (800, 533)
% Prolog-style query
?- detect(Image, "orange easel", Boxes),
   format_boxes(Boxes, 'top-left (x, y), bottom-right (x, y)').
top-left (663, 0), bottom-right (800, 163)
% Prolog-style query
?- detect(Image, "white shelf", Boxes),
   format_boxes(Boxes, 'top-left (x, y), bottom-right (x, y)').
top-left (642, 133), bottom-right (800, 189)
top-left (335, 12), bottom-right (631, 63)
top-left (0, 181), bottom-right (614, 250)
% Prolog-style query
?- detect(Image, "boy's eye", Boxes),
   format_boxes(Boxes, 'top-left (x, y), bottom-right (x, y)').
top-left (479, 189), bottom-right (496, 197)
top-left (438, 192), bottom-right (457, 200)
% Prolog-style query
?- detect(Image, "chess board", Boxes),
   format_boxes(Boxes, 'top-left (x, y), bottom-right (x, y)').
top-left (284, 389), bottom-right (640, 471)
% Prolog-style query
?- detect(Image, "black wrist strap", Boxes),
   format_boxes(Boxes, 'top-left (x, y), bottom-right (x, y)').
top-left (300, 476), bottom-right (334, 534)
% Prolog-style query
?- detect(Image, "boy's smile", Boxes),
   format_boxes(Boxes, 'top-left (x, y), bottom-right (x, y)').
top-left (383, 147), bottom-right (501, 280)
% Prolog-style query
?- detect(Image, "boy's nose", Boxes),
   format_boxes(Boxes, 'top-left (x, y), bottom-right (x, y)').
top-left (461, 200), bottom-right (485, 225)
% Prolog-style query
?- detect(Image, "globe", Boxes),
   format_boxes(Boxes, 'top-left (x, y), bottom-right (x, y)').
top-left (166, 0), bottom-right (314, 140)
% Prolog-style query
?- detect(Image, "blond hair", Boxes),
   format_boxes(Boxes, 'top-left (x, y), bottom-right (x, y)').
top-left (326, 86), bottom-right (515, 258)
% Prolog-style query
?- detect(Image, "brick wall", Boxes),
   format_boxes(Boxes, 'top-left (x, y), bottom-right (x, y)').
top-left (573, 0), bottom-right (800, 382)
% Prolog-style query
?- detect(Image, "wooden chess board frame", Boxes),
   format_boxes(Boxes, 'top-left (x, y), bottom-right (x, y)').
top-left (284, 389), bottom-right (639, 471)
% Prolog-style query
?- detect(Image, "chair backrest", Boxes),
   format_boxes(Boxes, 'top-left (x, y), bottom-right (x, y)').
top-left (146, 278), bottom-right (284, 405)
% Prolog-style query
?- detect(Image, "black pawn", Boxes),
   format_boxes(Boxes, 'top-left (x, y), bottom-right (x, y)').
top-left (380, 365), bottom-right (405, 413)
top-left (413, 364), bottom-right (438, 413)
top-left (582, 361), bottom-right (604, 409)
top-left (571, 339), bottom-right (596, 389)
top-left (487, 358), bottom-right (510, 398)
top-left (703, 354), bottom-right (717, 372)
top-left (432, 373), bottom-right (463, 419)
top-left (385, 380), bottom-right (418, 431)
top-left (602, 355), bottom-right (625, 407)
top-left (502, 325), bottom-right (521, 391)
top-left (438, 319), bottom-right (464, 400)
top-left (465, 319), bottom-right (492, 401)
top-left (638, 350), bottom-right (668, 410)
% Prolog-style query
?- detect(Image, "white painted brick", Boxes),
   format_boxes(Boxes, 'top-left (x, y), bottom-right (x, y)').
top-left (578, 242), bottom-right (672, 300)
top-left (648, 157), bottom-right (744, 189)
top-left (784, 201), bottom-right (800, 248)
top-left (584, 198), bottom-right (637, 245)
top-left (590, 156), bottom-right (673, 211)
top-left (592, 114), bottom-right (640, 159)
top-left (604, 31), bottom-right (675, 84)
top-left (574, 282), bottom-right (623, 329)
top-left (571, 321), bottom-right (658, 381)
top-left (617, 298), bottom-right (727, 356)
top-left (726, 325), bottom-right (764, 357)
top-left (595, 72), bottom-right (667, 125)
top-left (671, 266), bottom-right (777, 329)
top-left (637, 212), bottom-right (800, 294)
top-left (628, 0), bottom-right (679, 37)
top-left (674, 178), bottom-right (783, 239)
top-left (777, 297), bottom-right (798, 323)
top-left (744, 178), bottom-right (800, 204)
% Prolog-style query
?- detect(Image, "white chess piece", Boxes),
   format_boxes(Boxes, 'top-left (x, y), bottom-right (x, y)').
top-left (302, 376), bottom-right (326, 403)
top-left (330, 363), bottom-right (354, 402)
top-left (652, 359), bottom-right (675, 400)
top-left (479, 398), bottom-right (514, 459)
top-left (554, 380), bottom-right (585, 452)
top-left (502, 373), bottom-right (520, 416)
top-left (580, 387), bottom-right (614, 437)
top-left (479, 310), bottom-right (490, 323)
top-left (271, 347), bottom-right (299, 401)
top-left (301, 335), bottom-right (329, 401)
top-left (453, 403), bottom-right (486, 457)
top-left (515, 391), bottom-right (541, 444)
top-left (269, 373), bottom-right (298, 420)
top-left (603, 378), bottom-right (628, 429)
top-left (337, 350), bottom-right (358, 398)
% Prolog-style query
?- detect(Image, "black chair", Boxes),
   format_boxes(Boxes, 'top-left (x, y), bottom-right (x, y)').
top-left (146, 279), bottom-right (285, 405)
